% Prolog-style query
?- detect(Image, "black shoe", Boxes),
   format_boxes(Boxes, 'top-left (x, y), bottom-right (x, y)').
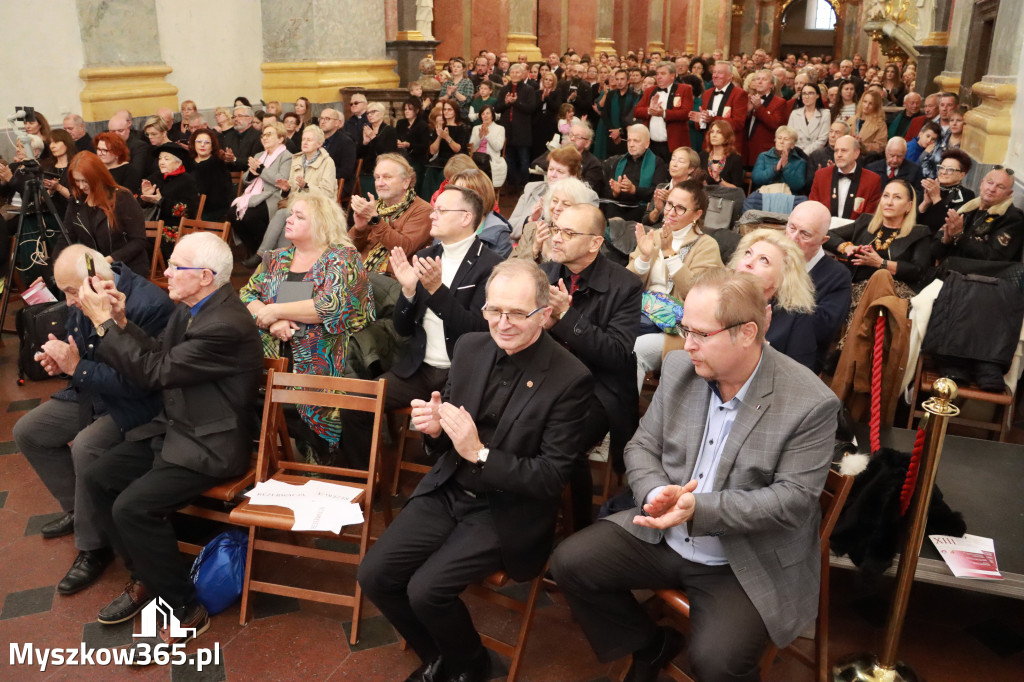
top-left (444, 648), bottom-right (491, 682)
top-left (623, 626), bottom-right (685, 682)
top-left (57, 548), bottom-right (113, 595)
top-left (405, 656), bottom-right (444, 682)
top-left (41, 512), bottom-right (75, 539)
top-left (97, 578), bottom-right (152, 624)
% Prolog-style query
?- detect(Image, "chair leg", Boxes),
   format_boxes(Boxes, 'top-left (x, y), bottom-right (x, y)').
top-left (506, 575), bottom-right (543, 682)
top-left (390, 416), bottom-right (410, 497)
top-left (238, 526), bottom-right (258, 625)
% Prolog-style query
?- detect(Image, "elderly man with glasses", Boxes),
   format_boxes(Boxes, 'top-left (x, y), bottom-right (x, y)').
top-left (530, 120), bottom-right (606, 192)
top-left (936, 165), bottom-right (1024, 263)
top-left (221, 105), bottom-right (262, 171)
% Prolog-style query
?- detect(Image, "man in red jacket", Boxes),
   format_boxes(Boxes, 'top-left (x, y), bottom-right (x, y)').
top-left (633, 63), bottom-right (694, 162)
top-left (744, 70), bottom-right (787, 167)
top-left (693, 61), bottom-right (748, 155)
top-left (808, 135), bottom-right (881, 220)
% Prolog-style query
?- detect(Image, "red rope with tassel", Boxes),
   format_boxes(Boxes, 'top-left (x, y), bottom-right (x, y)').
top-left (869, 310), bottom-right (885, 454)
top-left (900, 426), bottom-right (927, 515)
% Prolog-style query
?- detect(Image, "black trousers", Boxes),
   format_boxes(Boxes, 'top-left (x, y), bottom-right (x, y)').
top-left (551, 521), bottom-right (770, 682)
top-left (357, 482), bottom-right (503, 668)
top-left (81, 437), bottom-right (222, 607)
top-left (233, 202), bottom-right (270, 253)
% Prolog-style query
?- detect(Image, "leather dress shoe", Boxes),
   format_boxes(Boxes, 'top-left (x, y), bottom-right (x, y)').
top-left (57, 548), bottom-right (113, 595)
top-left (122, 601), bottom-right (210, 666)
top-left (444, 648), bottom-right (491, 682)
top-left (41, 512), bottom-right (75, 539)
top-left (404, 656), bottom-right (444, 682)
top-left (97, 578), bottom-right (152, 624)
top-left (623, 626), bottom-right (685, 682)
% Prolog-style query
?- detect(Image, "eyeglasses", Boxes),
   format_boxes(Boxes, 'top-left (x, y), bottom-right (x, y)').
top-left (481, 306), bottom-right (545, 323)
top-left (664, 201), bottom-right (693, 216)
top-left (994, 165), bottom-right (1016, 176)
top-left (677, 322), bottom-right (747, 344)
top-left (167, 264), bottom-right (216, 275)
top-left (937, 166), bottom-right (964, 175)
top-left (430, 207), bottom-right (470, 216)
top-left (96, 146), bottom-right (110, 153)
top-left (550, 226), bottom-right (597, 240)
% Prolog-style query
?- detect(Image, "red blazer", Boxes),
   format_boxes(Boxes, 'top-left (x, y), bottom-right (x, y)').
top-left (700, 83), bottom-right (748, 154)
top-left (808, 165), bottom-right (882, 220)
top-left (744, 93), bottom-right (787, 166)
top-left (634, 83), bottom-right (695, 153)
top-left (904, 115), bottom-right (937, 142)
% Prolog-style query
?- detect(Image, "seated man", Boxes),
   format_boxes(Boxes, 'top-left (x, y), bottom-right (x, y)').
top-left (357, 259), bottom-right (593, 682)
top-left (541, 204), bottom-right (642, 527)
top-left (530, 120), bottom-right (605, 193)
top-left (319, 107), bottom-right (358, 196)
top-left (63, 114), bottom-right (95, 154)
top-left (75, 232), bottom-right (264, 649)
top-left (508, 145), bottom-right (598, 241)
top-left (935, 166), bottom-right (1024, 263)
top-left (865, 137), bottom-right (923, 204)
top-left (349, 154), bottom-right (433, 275)
top-left (602, 124), bottom-right (669, 222)
top-left (14, 245), bottom-right (174, 594)
top-left (888, 91), bottom-right (924, 139)
top-left (806, 119), bottom-right (850, 182)
top-left (221, 106), bottom-right (262, 172)
top-left (808, 135), bottom-right (881, 220)
top-left (552, 267), bottom-right (840, 682)
top-left (785, 201), bottom-right (852, 372)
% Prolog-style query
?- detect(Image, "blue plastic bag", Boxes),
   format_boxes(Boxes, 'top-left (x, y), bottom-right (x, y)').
top-left (189, 530), bottom-right (248, 615)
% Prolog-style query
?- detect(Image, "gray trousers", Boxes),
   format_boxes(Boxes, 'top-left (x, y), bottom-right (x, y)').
top-left (13, 398), bottom-right (125, 551)
top-left (256, 207), bottom-right (292, 254)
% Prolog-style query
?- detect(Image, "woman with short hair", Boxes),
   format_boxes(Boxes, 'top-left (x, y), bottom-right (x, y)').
top-left (645, 146), bottom-right (703, 225)
top-left (187, 129), bottom-right (233, 221)
top-left (140, 143), bottom-right (199, 256)
top-left (512, 176), bottom-right (596, 262)
top-left (751, 126), bottom-right (808, 194)
top-left (142, 116), bottom-right (170, 148)
top-left (231, 120), bottom-right (292, 255)
top-left (93, 132), bottom-right (142, 196)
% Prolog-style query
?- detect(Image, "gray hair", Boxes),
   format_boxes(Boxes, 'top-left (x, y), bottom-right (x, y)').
top-left (486, 259), bottom-right (551, 309)
top-left (179, 232), bottom-right (233, 288)
top-left (233, 105), bottom-right (254, 117)
top-left (543, 177), bottom-right (596, 221)
top-left (656, 62), bottom-right (676, 76)
top-left (886, 136), bottom-right (907, 153)
top-left (302, 124), bottom-right (325, 145)
top-left (64, 113), bottom-right (85, 127)
top-left (54, 244), bottom-right (115, 283)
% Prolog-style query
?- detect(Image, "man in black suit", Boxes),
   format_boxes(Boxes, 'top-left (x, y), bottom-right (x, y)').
top-left (541, 204), bottom-right (642, 527)
top-left (75, 232), bottom-right (264, 649)
top-left (557, 63), bottom-right (595, 122)
top-left (108, 113), bottom-right (152, 180)
top-left (494, 64), bottom-right (538, 190)
top-left (785, 201), bottom-right (852, 372)
top-left (866, 137), bottom-right (923, 201)
top-left (63, 114), bottom-right (95, 153)
top-left (530, 120), bottom-right (605, 193)
top-left (221, 105), bottom-right (262, 172)
top-left (319, 107), bottom-right (358, 197)
top-left (358, 259), bottom-right (593, 682)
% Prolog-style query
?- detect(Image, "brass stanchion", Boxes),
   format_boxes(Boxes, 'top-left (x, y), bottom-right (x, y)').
top-left (832, 379), bottom-right (960, 682)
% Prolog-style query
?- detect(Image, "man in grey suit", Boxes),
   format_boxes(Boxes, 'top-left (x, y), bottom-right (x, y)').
top-left (552, 267), bottom-right (840, 682)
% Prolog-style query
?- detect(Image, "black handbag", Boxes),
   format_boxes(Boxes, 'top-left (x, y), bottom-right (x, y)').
top-left (16, 301), bottom-right (67, 383)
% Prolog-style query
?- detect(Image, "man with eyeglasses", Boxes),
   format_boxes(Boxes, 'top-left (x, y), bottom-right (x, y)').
top-left (553, 266), bottom-right (840, 682)
top-left (359, 258), bottom-right (593, 682)
top-left (530, 120), bottom-right (606, 192)
top-left (936, 166), bottom-right (1024, 263)
top-left (318, 107), bottom-right (357, 193)
top-left (221, 105), bottom-right (261, 172)
top-left (73, 232), bottom-right (263, 654)
top-left (540, 203), bottom-right (642, 529)
top-left (108, 113), bottom-right (152, 179)
top-left (342, 94), bottom-right (370, 144)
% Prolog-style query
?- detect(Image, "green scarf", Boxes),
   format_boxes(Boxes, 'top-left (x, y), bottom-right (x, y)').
top-left (615, 149), bottom-right (657, 207)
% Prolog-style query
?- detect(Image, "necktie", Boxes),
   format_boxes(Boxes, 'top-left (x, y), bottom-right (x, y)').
top-left (508, 84), bottom-right (517, 122)
top-left (888, 167), bottom-right (896, 179)
top-left (569, 274), bottom-right (580, 295)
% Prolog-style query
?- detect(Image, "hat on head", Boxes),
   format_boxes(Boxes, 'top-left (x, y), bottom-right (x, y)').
top-left (155, 143), bottom-right (193, 171)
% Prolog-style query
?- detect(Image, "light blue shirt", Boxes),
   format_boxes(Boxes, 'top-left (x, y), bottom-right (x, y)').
top-left (647, 352), bottom-right (764, 566)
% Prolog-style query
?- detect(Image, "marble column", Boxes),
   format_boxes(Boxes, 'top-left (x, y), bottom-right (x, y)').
top-left (594, 0), bottom-right (616, 55)
top-left (76, 0), bottom-right (178, 121)
top-left (262, 0), bottom-right (399, 104)
top-left (648, 0), bottom-right (666, 53)
top-left (936, 0), bottom-right (969, 96)
top-left (507, 0), bottom-right (542, 62)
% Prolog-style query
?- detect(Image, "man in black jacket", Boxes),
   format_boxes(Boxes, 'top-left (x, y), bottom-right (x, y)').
top-left (531, 120), bottom-right (606, 193)
top-left (221, 106), bottom-right (262, 172)
top-left (108, 113), bottom-right (153, 179)
top-left (936, 167), bottom-right (1024, 263)
top-left (76, 232), bottom-right (263, 650)
top-left (541, 204), bottom-right (642, 527)
top-left (319, 107), bottom-right (358, 197)
top-left (14, 245), bottom-right (175, 595)
top-left (557, 63), bottom-right (595, 123)
top-left (494, 64), bottom-right (538, 191)
top-left (358, 259), bottom-right (593, 682)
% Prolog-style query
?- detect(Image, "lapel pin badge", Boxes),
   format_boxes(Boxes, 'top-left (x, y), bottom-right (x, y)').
top-left (526, 380), bottom-right (534, 388)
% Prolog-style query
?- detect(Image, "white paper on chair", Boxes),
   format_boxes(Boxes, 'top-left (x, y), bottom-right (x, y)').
top-left (245, 479), bottom-right (364, 534)
top-left (929, 534), bottom-right (1003, 580)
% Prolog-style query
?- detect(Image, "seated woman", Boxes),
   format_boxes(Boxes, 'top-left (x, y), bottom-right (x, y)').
top-left (93, 132), bottom-right (141, 196)
top-left (357, 102), bottom-right (398, 200)
top-left (507, 145), bottom-right (597, 242)
top-left (41, 130), bottom-right (78, 217)
top-left (512, 176), bottom-right (596, 262)
top-left (240, 193), bottom-right (375, 465)
top-left (429, 154), bottom-right (479, 206)
top-left (467, 105), bottom-right (507, 189)
top-left (918, 149), bottom-right (974, 234)
top-left (788, 83), bottom-right (831, 156)
top-left (700, 120), bottom-right (744, 191)
top-left (231, 120), bottom-right (292, 255)
top-left (395, 97), bottom-right (431, 195)
top-left (249, 124), bottom-right (338, 265)
top-left (53, 152), bottom-right (149, 276)
top-left (213, 107), bottom-right (234, 141)
top-left (188, 129), bottom-right (234, 221)
top-left (450, 168), bottom-right (512, 258)
top-left (422, 102), bottom-right (470, 200)
top-left (852, 90), bottom-right (887, 157)
top-left (140, 143), bottom-right (199, 256)
top-left (283, 111), bottom-right (302, 150)
top-left (643, 146), bottom-right (704, 225)
top-left (630, 180), bottom-right (723, 389)
top-left (751, 126), bottom-right (808, 194)
top-left (829, 79), bottom-right (859, 124)
top-left (826, 178), bottom-right (932, 295)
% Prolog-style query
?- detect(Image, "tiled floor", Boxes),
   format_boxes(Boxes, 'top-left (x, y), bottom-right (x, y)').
top-left (2, 292), bottom-right (1024, 681)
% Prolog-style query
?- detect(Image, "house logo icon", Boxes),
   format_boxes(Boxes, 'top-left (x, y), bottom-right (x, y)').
top-left (134, 597), bottom-right (197, 639)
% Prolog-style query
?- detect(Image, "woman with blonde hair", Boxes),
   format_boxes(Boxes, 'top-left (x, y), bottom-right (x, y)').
top-left (853, 90), bottom-right (887, 155)
top-left (240, 191), bottom-right (374, 464)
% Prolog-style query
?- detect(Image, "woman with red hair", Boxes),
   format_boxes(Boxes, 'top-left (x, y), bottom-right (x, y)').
top-left (51, 152), bottom-right (149, 276)
top-left (92, 131), bottom-right (142, 196)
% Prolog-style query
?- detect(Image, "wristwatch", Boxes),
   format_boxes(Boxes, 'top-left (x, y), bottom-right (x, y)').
top-left (368, 215), bottom-right (382, 226)
top-left (95, 319), bottom-right (118, 337)
top-left (476, 447), bottom-right (489, 465)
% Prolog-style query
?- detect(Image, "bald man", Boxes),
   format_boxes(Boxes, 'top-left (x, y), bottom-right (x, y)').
top-left (602, 124), bottom-right (668, 222)
top-left (866, 136), bottom-right (923, 199)
top-left (936, 167), bottom-right (1024, 263)
top-left (785, 201), bottom-right (852, 371)
top-left (108, 113), bottom-right (154, 178)
top-left (808, 135), bottom-right (881, 220)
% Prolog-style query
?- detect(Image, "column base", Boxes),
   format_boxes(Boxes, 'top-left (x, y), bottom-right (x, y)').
top-left (594, 37), bottom-right (617, 55)
top-left (648, 41), bottom-right (666, 54)
top-left (963, 80), bottom-right (1016, 165)
top-left (387, 39), bottom-right (442, 88)
top-left (506, 33), bottom-right (543, 62)
top-left (934, 73), bottom-right (961, 96)
top-left (262, 60), bottom-right (400, 104)
top-left (78, 65), bottom-right (179, 122)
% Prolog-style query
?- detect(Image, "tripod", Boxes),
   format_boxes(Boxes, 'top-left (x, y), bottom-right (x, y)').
top-left (0, 171), bottom-right (69, 338)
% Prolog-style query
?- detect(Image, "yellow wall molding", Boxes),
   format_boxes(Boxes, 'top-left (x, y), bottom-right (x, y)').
top-left (963, 81), bottom-right (1017, 164)
top-left (395, 30), bottom-right (425, 41)
top-left (79, 64), bottom-right (179, 121)
top-left (594, 37), bottom-right (617, 55)
top-left (934, 74), bottom-right (960, 94)
top-left (262, 60), bottom-right (400, 103)
top-left (648, 41), bottom-right (667, 54)
top-left (919, 31), bottom-right (949, 47)
top-left (506, 33), bottom-right (543, 62)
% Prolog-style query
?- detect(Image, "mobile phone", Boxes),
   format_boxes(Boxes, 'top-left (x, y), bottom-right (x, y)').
top-left (85, 253), bottom-right (96, 277)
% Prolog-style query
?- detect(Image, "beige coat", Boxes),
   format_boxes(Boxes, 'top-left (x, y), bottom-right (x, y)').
top-left (627, 228), bottom-right (723, 301)
top-left (288, 150), bottom-right (338, 198)
top-left (856, 117), bottom-right (888, 155)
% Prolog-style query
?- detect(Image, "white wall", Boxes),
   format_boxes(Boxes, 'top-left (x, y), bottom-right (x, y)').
top-left (0, 1), bottom-right (86, 125)
top-left (1002, 29), bottom-right (1024, 171)
top-left (154, 0), bottom-right (264, 111)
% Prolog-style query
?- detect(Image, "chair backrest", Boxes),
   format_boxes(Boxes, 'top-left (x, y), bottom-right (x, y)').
top-left (144, 220), bottom-right (166, 280)
top-left (231, 171), bottom-right (244, 197)
top-left (336, 177), bottom-right (346, 204)
top-left (179, 217), bottom-right (231, 243)
top-left (819, 469), bottom-right (853, 547)
top-left (353, 158), bottom-right (364, 197)
top-left (196, 193), bottom-right (207, 220)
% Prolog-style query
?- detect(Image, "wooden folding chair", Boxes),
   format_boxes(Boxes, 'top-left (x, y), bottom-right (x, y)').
top-left (650, 470), bottom-right (853, 682)
top-left (229, 372), bottom-right (388, 645)
top-left (196, 193), bottom-right (207, 220)
top-left (231, 171), bottom-right (244, 197)
top-left (178, 216), bottom-right (232, 242)
top-left (144, 220), bottom-right (166, 282)
top-left (906, 354), bottom-right (1015, 442)
top-left (352, 159), bottom-right (364, 198)
top-left (176, 357), bottom-right (291, 554)
top-left (388, 407), bottom-right (429, 496)
top-left (466, 569), bottom-right (546, 682)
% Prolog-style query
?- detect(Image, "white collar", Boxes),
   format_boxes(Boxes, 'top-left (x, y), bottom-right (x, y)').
top-left (805, 247), bottom-right (825, 272)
